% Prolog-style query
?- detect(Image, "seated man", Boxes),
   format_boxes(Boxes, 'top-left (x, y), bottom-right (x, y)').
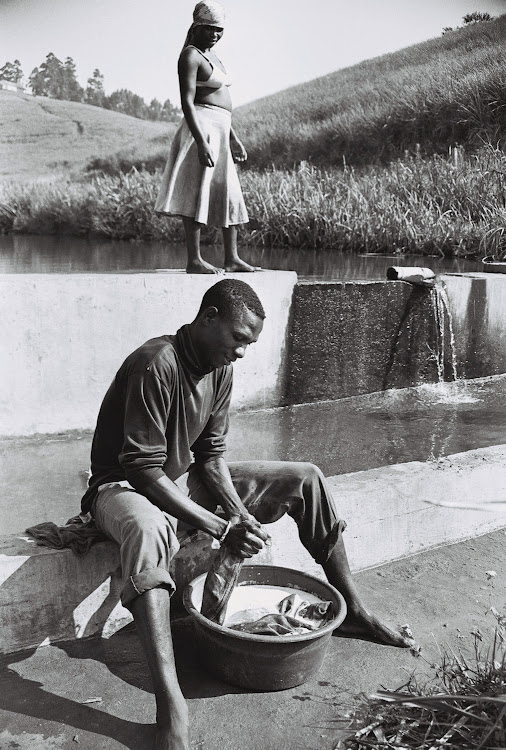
top-left (81, 278), bottom-right (413, 750)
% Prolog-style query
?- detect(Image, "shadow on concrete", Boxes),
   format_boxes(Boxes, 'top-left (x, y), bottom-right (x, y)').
top-left (0, 618), bottom-right (244, 748)
top-left (0, 647), bottom-right (154, 748)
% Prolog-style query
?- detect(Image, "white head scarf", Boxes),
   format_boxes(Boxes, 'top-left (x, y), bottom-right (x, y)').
top-left (192, 1), bottom-right (226, 27)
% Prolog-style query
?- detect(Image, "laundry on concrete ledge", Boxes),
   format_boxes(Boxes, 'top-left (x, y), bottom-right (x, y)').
top-left (25, 514), bottom-right (109, 556)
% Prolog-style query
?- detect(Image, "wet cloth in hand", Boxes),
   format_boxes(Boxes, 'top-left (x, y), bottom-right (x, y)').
top-left (200, 544), bottom-right (244, 625)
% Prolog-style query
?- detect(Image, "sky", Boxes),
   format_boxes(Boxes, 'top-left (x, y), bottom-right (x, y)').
top-left (1, 0), bottom-right (505, 108)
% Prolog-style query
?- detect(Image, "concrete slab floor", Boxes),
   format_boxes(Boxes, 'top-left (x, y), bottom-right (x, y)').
top-left (1, 527), bottom-right (506, 750)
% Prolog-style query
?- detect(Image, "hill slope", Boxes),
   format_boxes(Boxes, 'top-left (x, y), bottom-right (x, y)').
top-left (0, 93), bottom-right (177, 182)
top-left (235, 15), bottom-right (506, 169)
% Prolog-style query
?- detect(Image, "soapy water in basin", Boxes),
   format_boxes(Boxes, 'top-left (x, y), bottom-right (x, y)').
top-left (189, 580), bottom-right (328, 634)
top-left (192, 582), bottom-right (322, 623)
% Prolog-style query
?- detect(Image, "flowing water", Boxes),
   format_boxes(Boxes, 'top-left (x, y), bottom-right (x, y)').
top-left (1, 376), bottom-right (505, 535)
top-left (431, 281), bottom-right (459, 383)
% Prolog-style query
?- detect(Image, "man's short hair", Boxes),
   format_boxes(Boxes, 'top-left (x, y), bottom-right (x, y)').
top-left (198, 279), bottom-right (266, 321)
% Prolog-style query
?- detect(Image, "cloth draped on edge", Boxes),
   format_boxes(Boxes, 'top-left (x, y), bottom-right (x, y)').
top-left (154, 104), bottom-right (249, 228)
top-left (26, 514), bottom-right (109, 556)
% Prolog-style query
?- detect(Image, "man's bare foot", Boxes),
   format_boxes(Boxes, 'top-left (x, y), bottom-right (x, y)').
top-left (154, 725), bottom-right (189, 750)
top-left (224, 258), bottom-right (261, 272)
top-left (154, 700), bottom-right (189, 750)
top-left (334, 607), bottom-right (415, 648)
top-left (186, 259), bottom-right (224, 274)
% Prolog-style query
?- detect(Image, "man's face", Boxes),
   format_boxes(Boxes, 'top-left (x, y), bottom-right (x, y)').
top-left (200, 306), bottom-right (264, 369)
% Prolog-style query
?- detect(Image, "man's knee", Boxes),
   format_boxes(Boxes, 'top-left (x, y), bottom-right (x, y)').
top-left (123, 509), bottom-right (175, 551)
top-left (287, 461), bottom-right (324, 485)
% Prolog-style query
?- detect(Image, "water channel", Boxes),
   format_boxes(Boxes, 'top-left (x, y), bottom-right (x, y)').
top-left (0, 234), bottom-right (504, 535)
top-left (0, 234), bottom-right (483, 278)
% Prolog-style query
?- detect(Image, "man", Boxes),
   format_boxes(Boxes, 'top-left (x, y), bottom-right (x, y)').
top-left (82, 278), bottom-right (413, 750)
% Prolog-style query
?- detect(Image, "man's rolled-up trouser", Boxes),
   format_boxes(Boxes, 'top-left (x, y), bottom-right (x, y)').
top-left (94, 461), bottom-right (346, 610)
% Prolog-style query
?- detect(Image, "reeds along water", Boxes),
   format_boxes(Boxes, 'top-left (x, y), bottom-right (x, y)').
top-left (431, 280), bottom-right (459, 384)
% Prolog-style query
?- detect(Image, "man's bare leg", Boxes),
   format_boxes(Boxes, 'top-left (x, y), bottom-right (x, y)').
top-left (183, 216), bottom-right (222, 274)
top-left (222, 225), bottom-right (260, 272)
top-left (323, 537), bottom-right (413, 647)
top-left (130, 588), bottom-right (189, 750)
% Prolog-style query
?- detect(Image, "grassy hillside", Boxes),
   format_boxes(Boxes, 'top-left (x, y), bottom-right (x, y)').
top-left (0, 92), bottom-right (177, 182)
top-left (235, 15), bottom-right (506, 169)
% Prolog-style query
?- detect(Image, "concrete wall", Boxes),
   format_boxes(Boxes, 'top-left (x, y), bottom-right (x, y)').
top-left (0, 271), bottom-right (297, 436)
top-left (285, 275), bottom-right (506, 405)
top-left (2, 444), bottom-right (504, 654)
top-left (1, 272), bottom-right (504, 435)
top-left (285, 280), bottom-right (440, 404)
top-left (441, 273), bottom-right (506, 379)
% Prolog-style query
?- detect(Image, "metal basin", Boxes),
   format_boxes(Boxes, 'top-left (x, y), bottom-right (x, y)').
top-left (183, 565), bottom-right (347, 691)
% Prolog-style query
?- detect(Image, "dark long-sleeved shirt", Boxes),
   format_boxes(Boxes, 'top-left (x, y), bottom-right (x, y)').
top-left (81, 324), bottom-right (232, 514)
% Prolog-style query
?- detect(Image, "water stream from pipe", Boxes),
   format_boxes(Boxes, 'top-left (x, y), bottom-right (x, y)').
top-left (431, 280), bottom-right (459, 383)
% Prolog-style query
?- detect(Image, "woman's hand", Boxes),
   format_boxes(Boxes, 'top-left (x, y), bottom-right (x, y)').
top-left (223, 513), bottom-right (270, 558)
top-left (231, 138), bottom-right (247, 163)
top-left (197, 141), bottom-right (215, 168)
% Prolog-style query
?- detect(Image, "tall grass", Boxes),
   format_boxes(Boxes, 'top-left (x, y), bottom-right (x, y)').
top-left (234, 15), bottom-right (506, 169)
top-left (2, 146), bottom-right (505, 258)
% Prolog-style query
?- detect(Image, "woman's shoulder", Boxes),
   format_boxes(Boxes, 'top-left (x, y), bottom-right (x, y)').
top-left (180, 45), bottom-right (204, 62)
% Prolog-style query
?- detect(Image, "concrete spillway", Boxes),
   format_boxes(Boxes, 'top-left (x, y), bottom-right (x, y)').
top-left (1, 270), bottom-right (504, 436)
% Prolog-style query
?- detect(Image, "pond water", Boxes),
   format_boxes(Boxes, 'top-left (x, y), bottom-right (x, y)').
top-left (1, 376), bottom-right (504, 534)
top-left (0, 234), bottom-right (483, 280)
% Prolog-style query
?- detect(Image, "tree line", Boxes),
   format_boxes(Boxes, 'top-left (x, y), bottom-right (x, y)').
top-left (0, 54), bottom-right (181, 122)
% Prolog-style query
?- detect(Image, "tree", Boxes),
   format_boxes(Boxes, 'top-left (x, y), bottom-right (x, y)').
top-left (32, 52), bottom-right (65, 98)
top-left (0, 59), bottom-right (23, 83)
top-left (161, 98), bottom-right (181, 122)
top-left (86, 68), bottom-right (105, 106)
top-left (63, 56), bottom-right (83, 101)
top-left (28, 66), bottom-right (46, 95)
top-left (148, 97), bottom-right (163, 121)
top-left (105, 88), bottom-right (149, 119)
top-left (463, 12), bottom-right (492, 25)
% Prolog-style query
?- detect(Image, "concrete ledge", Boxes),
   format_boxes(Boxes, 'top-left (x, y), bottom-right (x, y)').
top-left (0, 531), bottom-right (216, 655)
top-left (1, 445), bottom-right (505, 654)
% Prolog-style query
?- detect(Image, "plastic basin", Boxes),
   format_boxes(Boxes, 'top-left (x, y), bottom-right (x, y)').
top-left (182, 565), bottom-right (347, 691)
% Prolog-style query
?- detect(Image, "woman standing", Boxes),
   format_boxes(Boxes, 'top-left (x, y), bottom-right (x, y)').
top-left (155, 1), bottom-right (258, 273)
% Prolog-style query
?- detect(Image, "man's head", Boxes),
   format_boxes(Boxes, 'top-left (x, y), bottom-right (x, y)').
top-left (192, 279), bottom-right (265, 370)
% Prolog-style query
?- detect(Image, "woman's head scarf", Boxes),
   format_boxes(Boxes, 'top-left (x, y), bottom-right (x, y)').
top-left (183, 2), bottom-right (226, 50)
top-left (192, 1), bottom-right (226, 27)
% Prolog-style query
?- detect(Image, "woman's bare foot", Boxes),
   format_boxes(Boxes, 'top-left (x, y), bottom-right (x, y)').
top-left (224, 258), bottom-right (261, 272)
top-left (334, 606), bottom-right (415, 648)
top-left (186, 259), bottom-right (224, 274)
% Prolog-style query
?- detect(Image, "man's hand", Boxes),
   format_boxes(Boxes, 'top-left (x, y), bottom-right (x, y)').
top-left (223, 513), bottom-right (270, 558)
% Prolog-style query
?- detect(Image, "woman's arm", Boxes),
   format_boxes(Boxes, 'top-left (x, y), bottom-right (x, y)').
top-left (178, 47), bottom-right (215, 167)
top-left (229, 124), bottom-right (247, 162)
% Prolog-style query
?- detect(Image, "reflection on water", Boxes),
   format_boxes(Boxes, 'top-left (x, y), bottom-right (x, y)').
top-left (2, 376), bottom-right (504, 533)
top-left (0, 234), bottom-right (483, 280)
top-left (228, 375), bottom-right (506, 477)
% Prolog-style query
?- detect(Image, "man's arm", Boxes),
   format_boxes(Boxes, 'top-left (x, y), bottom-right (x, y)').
top-left (147, 470), bottom-right (268, 558)
top-left (120, 364), bottom-right (265, 556)
top-left (196, 456), bottom-right (271, 555)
